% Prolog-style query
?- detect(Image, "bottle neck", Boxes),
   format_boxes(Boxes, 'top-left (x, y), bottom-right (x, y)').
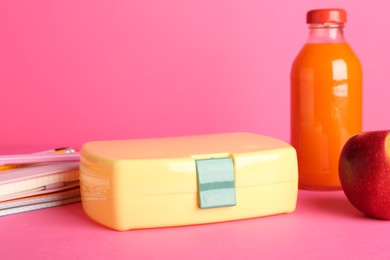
top-left (306, 23), bottom-right (346, 44)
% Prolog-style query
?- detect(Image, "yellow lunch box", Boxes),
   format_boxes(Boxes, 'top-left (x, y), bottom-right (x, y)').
top-left (80, 132), bottom-right (298, 231)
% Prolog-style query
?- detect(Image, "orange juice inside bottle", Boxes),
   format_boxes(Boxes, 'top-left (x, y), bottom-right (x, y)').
top-left (290, 9), bottom-right (362, 190)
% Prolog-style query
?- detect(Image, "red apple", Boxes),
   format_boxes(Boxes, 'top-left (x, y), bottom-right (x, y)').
top-left (339, 130), bottom-right (390, 220)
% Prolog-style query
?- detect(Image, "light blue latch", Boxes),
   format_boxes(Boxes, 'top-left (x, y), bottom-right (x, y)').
top-left (195, 157), bottom-right (236, 209)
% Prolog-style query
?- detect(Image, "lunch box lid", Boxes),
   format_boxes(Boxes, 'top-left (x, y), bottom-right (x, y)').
top-left (81, 132), bottom-right (292, 160)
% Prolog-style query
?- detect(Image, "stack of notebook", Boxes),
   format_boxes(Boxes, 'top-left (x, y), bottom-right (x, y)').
top-left (0, 148), bottom-right (80, 216)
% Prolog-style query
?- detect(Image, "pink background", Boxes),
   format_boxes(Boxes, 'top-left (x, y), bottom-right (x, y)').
top-left (2, 0), bottom-right (389, 151)
top-left (2, 1), bottom-right (390, 259)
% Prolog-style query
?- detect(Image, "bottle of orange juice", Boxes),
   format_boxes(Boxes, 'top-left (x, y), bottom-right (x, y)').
top-left (291, 9), bottom-right (362, 190)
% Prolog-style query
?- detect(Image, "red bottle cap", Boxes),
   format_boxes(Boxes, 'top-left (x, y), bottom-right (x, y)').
top-left (306, 9), bottom-right (347, 24)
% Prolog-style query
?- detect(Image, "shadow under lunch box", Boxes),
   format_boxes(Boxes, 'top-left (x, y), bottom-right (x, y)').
top-left (80, 132), bottom-right (298, 231)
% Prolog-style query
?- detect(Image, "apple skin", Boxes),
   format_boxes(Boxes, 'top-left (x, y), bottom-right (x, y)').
top-left (339, 130), bottom-right (390, 220)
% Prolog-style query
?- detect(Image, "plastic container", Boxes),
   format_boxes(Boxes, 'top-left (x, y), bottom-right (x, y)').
top-left (290, 9), bottom-right (362, 190)
top-left (80, 133), bottom-right (298, 230)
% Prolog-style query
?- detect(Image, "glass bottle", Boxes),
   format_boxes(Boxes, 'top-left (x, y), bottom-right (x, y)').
top-left (290, 9), bottom-right (362, 190)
